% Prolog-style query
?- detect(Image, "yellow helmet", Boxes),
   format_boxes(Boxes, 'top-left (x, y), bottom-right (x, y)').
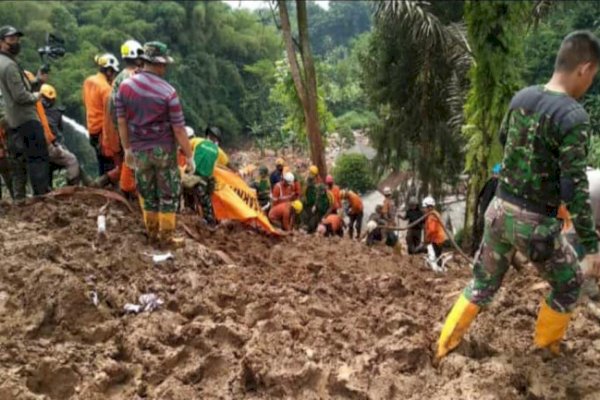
top-left (291, 200), bottom-right (303, 214)
top-left (40, 84), bottom-right (57, 100)
top-left (121, 39), bottom-right (143, 60)
top-left (309, 165), bottom-right (319, 176)
top-left (276, 158), bottom-right (285, 167)
top-left (94, 53), bottom-right (120, 72)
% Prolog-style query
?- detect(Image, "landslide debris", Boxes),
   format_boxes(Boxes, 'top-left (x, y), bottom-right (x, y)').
top-left (0, 197), bottom-right (599, 399)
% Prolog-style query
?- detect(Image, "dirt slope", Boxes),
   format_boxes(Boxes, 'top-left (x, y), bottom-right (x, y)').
top-left (0, 196), bottom-right (599, 400)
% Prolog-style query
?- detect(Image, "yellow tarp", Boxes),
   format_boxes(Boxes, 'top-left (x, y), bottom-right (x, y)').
top-left (211, 166), bottom-right (280, 235)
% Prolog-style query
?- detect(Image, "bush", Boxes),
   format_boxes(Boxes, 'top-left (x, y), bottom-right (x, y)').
top-left (337, 123), bottom-right (356, 146)
top-left (335, 110), bottom-right (378, 130)
top-left (333, 153), bottom-right (375, 194)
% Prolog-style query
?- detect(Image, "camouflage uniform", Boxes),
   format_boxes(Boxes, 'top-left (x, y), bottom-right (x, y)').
top-left (135, 147), bottom-right (180, 213)
top-left (465, 85), bottom-right (597, 313)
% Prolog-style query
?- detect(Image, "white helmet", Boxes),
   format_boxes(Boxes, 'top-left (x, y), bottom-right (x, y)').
top-left (185, 126), bottom-right (195, 138)
top-left (383, 186), bottom-right (392, 196)
top-left (422, 196), bottom-right (435, 208)
top-left (121, 40), bottom-right (143, 60)
top-left (366, 220), bottom-right (378, 233)
top-left (95, 53), bottom-right (120, 72)
top-left (283, 172), bottom-right (295, 184)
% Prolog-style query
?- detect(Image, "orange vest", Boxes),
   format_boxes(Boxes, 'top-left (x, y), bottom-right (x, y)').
top-left (268, 202), bottom-right (293, 231)
top-left (425, 211), bottom-right (446, 245)
top-left (323, 213), bottom-right (343, 233)
top-left (82, 72), bottom-right (111, 135)
top-left (330, 185), bottom-right (341, 210)
top-left (272, 182), bottom-right (296, 205)
top-left (347, 191), bottom-right (363, 214)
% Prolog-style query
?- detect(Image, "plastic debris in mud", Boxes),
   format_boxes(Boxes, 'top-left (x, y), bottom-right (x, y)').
top-left (97, 215), bottom-right (107, 240)
top-left (143, 252), bottom-right (174, 264)
top-left (425, 244), bottom-right (453, 273)
top-left (90, 291), bottom-right (99, 307)
top-left (123, 293), bottom-right (164, 314)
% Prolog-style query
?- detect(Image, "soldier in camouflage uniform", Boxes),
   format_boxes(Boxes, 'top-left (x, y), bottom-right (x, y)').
top-left (438, 31), bottom-right (600, 358)
top-left (116, 41), bottom-right (194, 246)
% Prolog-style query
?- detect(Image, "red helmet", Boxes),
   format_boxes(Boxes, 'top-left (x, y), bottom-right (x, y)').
top-left (325, 175), bottom-right (334, 184)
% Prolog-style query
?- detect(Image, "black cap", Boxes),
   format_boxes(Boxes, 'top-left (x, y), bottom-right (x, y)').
top-left (205, 126), bottom-right (222, 140)
top-left (0, 26), bottom-right (23, 40)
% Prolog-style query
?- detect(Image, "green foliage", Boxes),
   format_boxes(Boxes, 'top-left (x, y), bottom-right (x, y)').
top-left (361, 2), bottom-right (469, 197)
top-left (588, 135), bottom-right (600, 169)
top-left (335, 110), bottom-right (377, 130)
top-left (336, 123), bottom-right (355, 147)
top-left (461, 1), bottom-right (531, 248)
top-left (333, 153), bottom-right (375, 194)
top-left (0, 1), bottom-right (282, 144)
top-left (268, 58), bottom-right (335, 147)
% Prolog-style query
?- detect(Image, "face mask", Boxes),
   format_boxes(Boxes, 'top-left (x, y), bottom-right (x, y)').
top-left (7, 42), bottom-right (20, 56)
top-left (41, 98), bottom-right (54, 108)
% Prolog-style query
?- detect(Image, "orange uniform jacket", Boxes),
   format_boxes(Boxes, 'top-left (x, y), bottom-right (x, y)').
top-left (82, 72), bottom-right (112, 135)
top-left (425, 211), bottom-right (447, 245)
top-left (347, 191), bottom-right (363, 215)
top-left (272, 182), bottom-right (296, 206)
top-left (268, 202), bottom-right (294, 231)
top-left (330, 185), bottom-right (341, 210)
top-left (323, 213), bottom-right (343, 233)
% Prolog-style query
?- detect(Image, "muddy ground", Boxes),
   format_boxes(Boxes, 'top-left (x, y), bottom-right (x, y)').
top-left (0, 195), bottom-right (599, 400)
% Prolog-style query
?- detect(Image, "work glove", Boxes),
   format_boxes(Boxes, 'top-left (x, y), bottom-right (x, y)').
top-left (185, 157), bottom-right (196, 174)
top-left (124, 148), bottom-right (137, 169)
top-left (582, 253), bottom-right (600, 278)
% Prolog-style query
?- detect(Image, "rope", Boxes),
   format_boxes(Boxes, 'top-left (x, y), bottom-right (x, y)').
top-left (378, 211), bottom-right (476, 266)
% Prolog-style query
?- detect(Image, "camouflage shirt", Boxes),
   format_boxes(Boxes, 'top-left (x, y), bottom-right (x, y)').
top-left (499, 85), bottom-right (597, 254)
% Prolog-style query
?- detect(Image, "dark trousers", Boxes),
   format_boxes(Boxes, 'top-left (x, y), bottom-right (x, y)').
top-left (0, 157), bottom-right (13, 199)
top-left (406, 228), bottom-right (422, 254)
top-left (7, 120), bottom-right (50, 199)
top-left (348, 211), bottom-right (363, 239)
top-left (90, 134), bottom-right (114, 176)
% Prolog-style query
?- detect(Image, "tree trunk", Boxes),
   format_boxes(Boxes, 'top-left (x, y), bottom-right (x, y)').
top-left (277, 0), bottom-right (327, 178)
top-left (297, 0), bottom-right (327, 179)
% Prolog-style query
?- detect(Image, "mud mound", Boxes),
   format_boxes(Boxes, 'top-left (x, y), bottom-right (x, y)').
top-left (0, 197), bottom-right (599, 399)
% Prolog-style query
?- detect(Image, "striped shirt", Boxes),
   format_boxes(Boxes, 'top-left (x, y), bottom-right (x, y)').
top-left (115, 71), bottom-right (184, 152)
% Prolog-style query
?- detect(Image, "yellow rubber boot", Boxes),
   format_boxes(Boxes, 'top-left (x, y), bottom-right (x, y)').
top-left (437, 294), bottom-right (480, 358)
top-left (534, 300), bottom-right (572, 354)
top-left (158, 212), bottom-right (184, 248)
top-left (143, 210), bottom-right (159, 241)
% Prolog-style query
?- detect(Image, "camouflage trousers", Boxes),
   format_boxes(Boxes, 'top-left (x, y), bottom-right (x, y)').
top-left (197, 176), bottom-right (215, 225)
top-left (464, 198), bottom-right (582, 313)
top-left (134, 148), bottom-right (180, 213)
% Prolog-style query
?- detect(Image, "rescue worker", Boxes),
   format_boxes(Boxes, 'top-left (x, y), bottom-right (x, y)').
top-left (83, 53), bottom-right (119, 176)
top-left (188, 126), bottom-right (229, 226)
top-left (95, 39), bottom-right (144, 189)
top-left (0, 93), bottom-right (13, 199)
top-left (40, 84), bottom-right (87, 186)
top-left (0, 26), bottom-right (50, 201)
top-left (472, 163), bottom-right (501, 254)
top-left (399, 196), bottom-right (424, 254)
top-left (116, 41), bottom-right (193, 245)
top-left (268, 199), bottom-right (303, 231)
top-left (437, 31), bottom-right (600, 359)
top-left (272, 172), bottom-right (296, 206)
top-left (366, 205), bottom-right (386, 246)
top-left (303, 165), bottom-right (320, 231)
top-left (317, 213), bottom-right (345, 237)
top-left (309, 183), bottom-right (334, 233)
top-left (381, 186), bottom-right (396, 223)
top-left (326, 175), bottom-right (341, 213)
top-left (341, 189), bottom-right (364, 239)
top-left (419, 196), bottom-right (446, 265)
top-left (270, 158), bottom-right (285, 188)
top-left (251, 165), bottom-right (271, 210)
